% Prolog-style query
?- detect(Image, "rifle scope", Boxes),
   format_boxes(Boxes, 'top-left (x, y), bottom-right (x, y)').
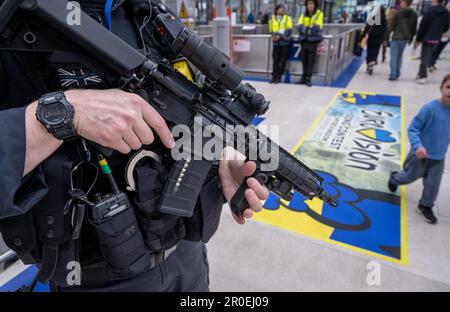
top-left (153, 8), bottom-right (270, 116)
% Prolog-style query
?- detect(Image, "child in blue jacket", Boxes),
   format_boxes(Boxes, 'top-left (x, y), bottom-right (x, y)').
top-left (389, 74), bottom-right (450, 224)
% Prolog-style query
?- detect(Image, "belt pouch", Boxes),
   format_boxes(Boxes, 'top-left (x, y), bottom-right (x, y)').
top-left (90, 207), bottom-right (151, 280)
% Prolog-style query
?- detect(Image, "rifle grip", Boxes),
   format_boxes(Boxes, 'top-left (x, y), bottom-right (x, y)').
top-left (230, 180), bottom-right (250, 218)
top-left (230, 171), bottom-right (268, 218)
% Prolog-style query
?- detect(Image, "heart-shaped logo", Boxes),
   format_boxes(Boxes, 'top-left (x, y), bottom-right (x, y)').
top-left (357, 129), bottom-right (396, 143)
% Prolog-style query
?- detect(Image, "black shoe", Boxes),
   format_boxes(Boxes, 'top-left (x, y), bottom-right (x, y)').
top-left (388, 172), bottom-right (398, 192)
top-left (306, 81), bottom-right (312, 87)
top-left (416, 205), bottom-right (437, 224)
top-left (389, 76), bottom-right (397, 81)
top-left (296, 79), bottom-right (306, 85)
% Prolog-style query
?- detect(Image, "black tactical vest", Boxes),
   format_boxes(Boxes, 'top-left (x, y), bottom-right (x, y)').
top-left (0, 0), bottom-right (225, 288)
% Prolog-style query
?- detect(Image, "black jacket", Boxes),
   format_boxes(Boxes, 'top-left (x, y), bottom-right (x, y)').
top-left (364, 7), bottom-right (387, 41)
top-left (417, 5), bottom-right (450, 42)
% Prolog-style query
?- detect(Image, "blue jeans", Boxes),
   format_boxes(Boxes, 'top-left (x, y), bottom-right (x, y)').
top-left (389, 40), bottom-right (408, 78)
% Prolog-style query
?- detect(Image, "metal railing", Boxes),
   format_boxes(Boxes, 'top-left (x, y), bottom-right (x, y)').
top-left (0, 250), bottom-right (16, 264)
top-left (231, 24), bottom-right (363, 83)
top-left (195, 23), bottom-right (364, 84)
top-left (0, 250), bottom-right (16, 272)
top-left (0, 233), bottom-right (16, 271)
top-left (195, 23), bottom-right (364, 36)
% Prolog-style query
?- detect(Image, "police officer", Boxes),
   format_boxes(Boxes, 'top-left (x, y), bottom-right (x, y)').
top-left (296, 0), bottom-right (324, 87)
top-left (0, 0), bottom-right (268, 292)
top-left (269, 4), bottom-right (293, 84)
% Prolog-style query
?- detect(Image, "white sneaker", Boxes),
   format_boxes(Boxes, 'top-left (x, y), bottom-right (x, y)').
top-left (417, 78), bottom-right (427, 84)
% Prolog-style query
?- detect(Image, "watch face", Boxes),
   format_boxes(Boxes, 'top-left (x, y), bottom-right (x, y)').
top-left (42, 102), bottom-right (67, 124)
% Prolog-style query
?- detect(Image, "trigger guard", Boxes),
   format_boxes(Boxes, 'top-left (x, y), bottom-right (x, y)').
top-left (125, 149), bottom-right (162, 192)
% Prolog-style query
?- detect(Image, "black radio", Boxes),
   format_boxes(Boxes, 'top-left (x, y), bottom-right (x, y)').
top-left (90, 155), bottom-right (151, 280)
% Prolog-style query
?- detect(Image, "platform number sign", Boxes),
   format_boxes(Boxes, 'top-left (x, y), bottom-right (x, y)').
top-left (288, 42), bottom-right (302, 61)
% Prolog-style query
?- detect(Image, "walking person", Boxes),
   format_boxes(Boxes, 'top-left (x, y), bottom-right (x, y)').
top-left (387, 0), bottom-right (418, 80)
top-left (416, 0), bottom-right (450, 84)
top-left (296, 0), bottom-right (324, 87)
top-left (429, 3), bottom-right (450, 71)
top-left (269, 4), bottom-right (293, 83)
top-left (388, 74), bottom-right (450, 224)
top-left (363, 5), bottom-right (387, 75)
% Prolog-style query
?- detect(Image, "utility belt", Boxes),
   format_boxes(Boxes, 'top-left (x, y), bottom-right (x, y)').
top-left (0, 143), bottom-right (225, 287)
top-left (76, 241), bottom-right (179, 288)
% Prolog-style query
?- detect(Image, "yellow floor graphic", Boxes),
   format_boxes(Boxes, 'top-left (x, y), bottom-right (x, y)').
top-left (255, 90), bottom-right (408, 265)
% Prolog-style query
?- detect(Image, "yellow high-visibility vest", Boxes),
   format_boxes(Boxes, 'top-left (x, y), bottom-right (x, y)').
top-left (269, 14), bottom-right (293, 33)
top-left (297, 9), bottom-right (324, 29)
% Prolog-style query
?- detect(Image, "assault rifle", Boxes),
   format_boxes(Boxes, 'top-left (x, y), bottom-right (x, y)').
top-left (0, 0), bottom-right (338, 218)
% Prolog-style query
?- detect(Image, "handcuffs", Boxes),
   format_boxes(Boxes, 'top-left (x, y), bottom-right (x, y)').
top-left (125, 149), bottom-right (162, 192)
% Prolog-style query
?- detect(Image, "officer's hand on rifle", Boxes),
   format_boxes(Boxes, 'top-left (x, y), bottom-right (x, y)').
top-left (67, 89), bottom-right (175, 154)
top-left (23, 89), bottom-right (175, 175)
top-left (219, 147), bottom-right (270, 225)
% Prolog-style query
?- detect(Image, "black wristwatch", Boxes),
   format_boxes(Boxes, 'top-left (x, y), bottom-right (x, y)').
top-left (36, 91), bottom-right (78, 141)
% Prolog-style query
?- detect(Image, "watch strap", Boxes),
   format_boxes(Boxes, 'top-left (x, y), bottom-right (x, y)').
top-left (37, 91), bottom-right (78, 141)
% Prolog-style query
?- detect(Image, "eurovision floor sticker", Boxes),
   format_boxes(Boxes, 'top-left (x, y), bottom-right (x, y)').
top-left (254, 90), bottom-right (408, 265)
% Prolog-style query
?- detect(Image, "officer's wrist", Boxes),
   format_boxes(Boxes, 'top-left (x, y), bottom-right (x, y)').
top-left (24, 101), bottom-right (63, 176)
top-left (64, 89), bottom-right (81, 134)
top-left (27, 101), bottom-right (62, 143)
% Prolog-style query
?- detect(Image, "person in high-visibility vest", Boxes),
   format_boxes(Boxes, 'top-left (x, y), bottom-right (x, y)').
top-left (296, 0), bottom-right (324, 86)
top-left (268, 4), bottom-right (293, 83)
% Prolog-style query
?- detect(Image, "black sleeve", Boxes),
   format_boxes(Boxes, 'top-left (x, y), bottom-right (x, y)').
top-left (363, 23), bottom-right (370, 37)
top-left (389, 12), bottom-right (398, 36)
top-left (444, 11), bottom-right (450, 34)
top-left (0, 106), bottom-right (49, 220)
top-left (411, 12), bottom-right (418, 41)
top-left (381, 9), bottom-right (388, 36)
top-left (416, 12), bottom-right (430, 42)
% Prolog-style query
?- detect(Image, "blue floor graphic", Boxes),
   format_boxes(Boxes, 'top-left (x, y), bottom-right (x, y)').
top-left (0, 265), bottom-right (49, 292)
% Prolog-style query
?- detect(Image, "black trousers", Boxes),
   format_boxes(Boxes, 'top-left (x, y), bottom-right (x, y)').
top-left (58, 240), bottom-right (210, 292)
top-left (419, 43), bottom-right (437, 78)
top-left (366, 37), bottom-right (383, 65)
top-left (271, 45), bottom-right (289, 82)
top-left (431, 39), bottom-right (449, 66)
top-left (300, 42), bottom-right (319, 83)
